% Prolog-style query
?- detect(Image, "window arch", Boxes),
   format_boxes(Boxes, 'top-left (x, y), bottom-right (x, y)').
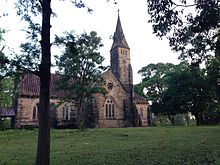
top-left (61, 104), bottom-right (71, 121)
top-left (140, 108), bottom-right (144, 117)
top-left (107, 82), bottom-right (113, 90)
top-left (105, 98), bottom-right (115, 118)
top-left (32, 103), bottom-right (39, 120)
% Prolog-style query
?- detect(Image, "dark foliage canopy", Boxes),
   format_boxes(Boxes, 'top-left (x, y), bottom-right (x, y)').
top-left (147, 0), bottom-right (220, 64)
top-left (55, 31), bottom-right (107, 100)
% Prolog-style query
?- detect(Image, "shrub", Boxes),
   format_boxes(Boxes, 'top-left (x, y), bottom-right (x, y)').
top-left (0, 118), bottom-right (11, 131)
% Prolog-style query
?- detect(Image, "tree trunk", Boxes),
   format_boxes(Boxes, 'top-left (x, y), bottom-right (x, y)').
top-left (11, 75), bottom-right (20, 128)
top-left (78, 98), bottom-right (84, 131)
top-left (79, 105), bottom-right (84, 131)
top-left (36, 1), bottom-right (51, 165)
top-left (168, 114), bottom-right (175, 125)
top-left (185, 113), bottom-right (190, 126)
top-left (159, 116), bottom-right (162, 126)
top-left (194, 113), bottom-right (203, 126)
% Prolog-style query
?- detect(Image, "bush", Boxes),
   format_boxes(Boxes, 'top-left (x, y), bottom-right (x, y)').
top-left (0, 118), bottom-right (11, 131)
top-left (154, 114), bottom-right (197, 126)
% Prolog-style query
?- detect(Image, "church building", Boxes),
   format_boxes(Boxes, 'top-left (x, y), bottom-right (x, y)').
top-left (13, 14), bottom-right (149, 128)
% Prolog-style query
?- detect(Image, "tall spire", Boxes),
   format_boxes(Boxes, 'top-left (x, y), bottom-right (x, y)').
top-left (111, 12), bottom-right (130, 50)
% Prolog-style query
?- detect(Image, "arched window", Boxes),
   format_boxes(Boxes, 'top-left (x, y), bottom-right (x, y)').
top-left (105, 98), bottom-right (115, 118)
top-left (33, 106), bottom-right (37, 119)
top-left (32, 103), bottom-right (39, 120)
top-left (107, 82), bottom-right (113, 90)
top-left (62, 105), bottom-right (71, 120)
top-left (140, 108), bottom-right (144, 117)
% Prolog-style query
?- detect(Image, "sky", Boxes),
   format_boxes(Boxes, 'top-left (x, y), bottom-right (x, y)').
top-left (0, 0), bottom-right (179, 84)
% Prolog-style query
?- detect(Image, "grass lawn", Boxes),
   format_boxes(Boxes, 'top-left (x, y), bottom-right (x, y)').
top-left (0, 126), bottom-right (219, 165)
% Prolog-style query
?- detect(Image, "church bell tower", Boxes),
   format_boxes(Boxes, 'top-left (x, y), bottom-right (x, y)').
top-left (110, 13), bottom-right (133, 88)
top-left (110, 13), bottom-right (135, 126)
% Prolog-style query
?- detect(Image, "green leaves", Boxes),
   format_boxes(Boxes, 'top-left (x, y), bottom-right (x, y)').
top-left (137, 63), bottom-right (177, 102)
top-left (15, 0), bottom-right (42, 21)
top-left (0, 29), bottom-right (13, 79)
top-left (71, 0), bottom-right (93, 13)
top-left (147, 0), bottom-right (220, 65)
top-left (55, 31), bottom-right (107, 129)
top-left (146, 0), bottom-right (220, 124)
top-left (147, 0), bottom-right (182, 38)
top-left (0, 52), bottom-right (10, 79)
top-left (55, 31), bottom-right (107, 100)
top-left (137, 61), bottom-right (219, 124)
top-left (0, 77), bottom-right (13, 107)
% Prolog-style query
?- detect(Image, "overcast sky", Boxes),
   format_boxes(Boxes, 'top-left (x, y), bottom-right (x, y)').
top-left (0, 0), bottom-right (179, 84)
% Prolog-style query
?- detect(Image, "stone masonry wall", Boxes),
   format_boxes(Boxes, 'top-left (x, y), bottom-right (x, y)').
top-left (16, 97), bottom-right (77, 128)
top-left (95, 69), bottom-right (131, 128)
top-left (135, 103), bottom-right (149, 127)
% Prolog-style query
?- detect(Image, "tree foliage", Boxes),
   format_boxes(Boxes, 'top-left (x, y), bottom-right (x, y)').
top-left (147, 0), bottom-right (220, 64)
top-left (136, 62), bottom-right (184, 102)
top-left (2, 0), bottom-right (117, 163)
top-left (137, 62), bottom-right (219, 125)
top-left (146, 0), bottom-right (220, 125)
top-left (17, 19), bottom-right (42, 72)
top-left (55, 31), bottom-right (106, 98)
top-left (163, 66), bottom-right (219, 124)
top-left (55, 31), bottom-right (107, 130)
top-left (0, 29), bottom-right (13, 107)
top-left (0, 29), bottom-right (10, 79)
top-left (0, 78), bottom-right (14, 107)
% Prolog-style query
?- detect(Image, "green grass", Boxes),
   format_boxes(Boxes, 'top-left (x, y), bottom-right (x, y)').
top-left (0, 126), bottom-right (219, 165)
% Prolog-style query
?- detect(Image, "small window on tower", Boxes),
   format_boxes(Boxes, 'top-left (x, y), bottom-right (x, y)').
top-left (107, 82), bottom-right (113, 90)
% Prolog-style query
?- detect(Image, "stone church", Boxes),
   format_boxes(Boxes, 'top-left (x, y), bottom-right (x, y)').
top-left (13, 14), bottom-right (149, 128)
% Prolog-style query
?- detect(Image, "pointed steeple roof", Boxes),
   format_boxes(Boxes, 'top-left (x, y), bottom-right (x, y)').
top-left (111, 13), bottom-right (130, 50)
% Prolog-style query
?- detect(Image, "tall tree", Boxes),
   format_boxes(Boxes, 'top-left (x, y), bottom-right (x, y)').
top-left (205, 36), bottom-right (220, 124)
top-left (138, 61), bottom-right (218, 125)
top-left (162, 66), bottom-right (217, 125)
top-left (136, 63), bottom-right (175, 123)
top-left (137, 62), bottom-right (190, 124)
top-left (0, 29), bottom-right (13, 107)
top-left (3, 0), bottom-right (115, 163)
top-left (146, 0), bottom-right (220, 125)
top-left (13, 1), bottom-right (92, 164)
top-left (137, 63), bottom-right (177, 103)
top-left (55, 31), bottom-right (107, 130)
top-left (0, 28), bottom-right (10, 79)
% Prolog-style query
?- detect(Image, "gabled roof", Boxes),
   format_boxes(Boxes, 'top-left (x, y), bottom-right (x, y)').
top-left (102, 68), bottom-right (131, 93)
top-left (101, 68), bottom-right (121, 85)
top-left (111, 13), bottom-right (130, 50)
top-left (19, 73), bottom-right (66, 98)
top-left (134, 92), bottom-right (148, 104)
